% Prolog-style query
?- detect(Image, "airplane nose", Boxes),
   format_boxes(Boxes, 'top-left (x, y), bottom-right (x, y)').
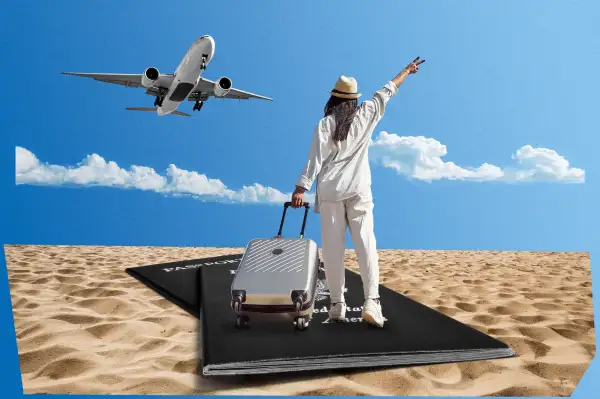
top-left (206, 35), bottom-right (215, 50)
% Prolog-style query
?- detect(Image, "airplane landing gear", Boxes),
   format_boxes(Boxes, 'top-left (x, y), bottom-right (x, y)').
top-left (154, 96), bottom-right (165, 107)
top-left (200, 54), bottom-right (208, 70)
top-left (193, 101), bottom-right (204, 111)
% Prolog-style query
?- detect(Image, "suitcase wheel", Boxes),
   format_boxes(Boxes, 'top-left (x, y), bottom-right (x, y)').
top-left (231, 298), bottom-right (243, 313)
top-left (294, 316), bottom-right (309, 330)
top-left (236, 315), bottom-right (249, 329)
top-left (293, 299), bottom-right (303, 313)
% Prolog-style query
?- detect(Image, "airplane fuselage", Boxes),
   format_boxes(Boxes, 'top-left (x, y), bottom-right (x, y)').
top-left (157, 35), bottom-right (215, 116)
top-left (61, 34), bottom-right (272, 117)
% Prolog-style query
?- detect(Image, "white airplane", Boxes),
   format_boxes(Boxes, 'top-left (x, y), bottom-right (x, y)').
top-left (61, 35), bottom-right (272, 117)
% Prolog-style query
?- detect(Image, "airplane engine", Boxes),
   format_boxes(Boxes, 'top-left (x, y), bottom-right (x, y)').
top-left (213, 77), bottom-right (232, 97)
top-left (141, 67), bottom-right (160, 88)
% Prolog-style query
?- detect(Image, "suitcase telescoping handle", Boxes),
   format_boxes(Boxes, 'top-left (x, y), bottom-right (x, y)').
top-left (277, 201), bottom-right (311, 238)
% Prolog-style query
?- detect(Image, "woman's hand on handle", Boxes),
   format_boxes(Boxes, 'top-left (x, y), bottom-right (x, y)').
top-left (291, 186), bottom-right (306, 208)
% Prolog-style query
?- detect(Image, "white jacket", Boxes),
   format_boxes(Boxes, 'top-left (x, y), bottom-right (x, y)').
top-left (296, 81), bottom-right (398, 213)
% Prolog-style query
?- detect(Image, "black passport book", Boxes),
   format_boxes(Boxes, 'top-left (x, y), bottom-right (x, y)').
top-left (197, 255), bottom-right (514, 376)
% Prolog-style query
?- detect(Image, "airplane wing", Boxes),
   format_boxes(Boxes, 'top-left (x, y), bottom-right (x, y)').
top-left (188, 77), bottom-right (273, 101)
top-left (60, 72), bottom-right (175, 95)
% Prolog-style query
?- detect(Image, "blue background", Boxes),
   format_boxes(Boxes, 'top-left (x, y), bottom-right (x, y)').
top-left (1, 1), bottom-right (598, 398)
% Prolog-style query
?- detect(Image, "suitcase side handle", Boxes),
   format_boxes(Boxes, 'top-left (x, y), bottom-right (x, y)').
top-left (277, 202), bottom-right (311, 238)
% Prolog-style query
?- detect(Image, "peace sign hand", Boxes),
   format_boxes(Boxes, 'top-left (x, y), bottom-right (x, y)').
top-left (406, 56), bottom-right (426, 74)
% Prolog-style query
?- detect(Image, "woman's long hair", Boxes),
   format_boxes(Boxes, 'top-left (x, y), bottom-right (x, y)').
top-left (324, 95), bottom-right (358, 142)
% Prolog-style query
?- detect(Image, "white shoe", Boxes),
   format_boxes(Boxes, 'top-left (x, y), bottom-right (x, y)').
top-left (362, 299), bottom-right (386, 328)
top-left (328, 302), bottom-right (347, 322)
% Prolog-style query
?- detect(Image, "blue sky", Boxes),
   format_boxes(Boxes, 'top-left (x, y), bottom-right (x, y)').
top-left (2, 1), bottom-right (600, 397)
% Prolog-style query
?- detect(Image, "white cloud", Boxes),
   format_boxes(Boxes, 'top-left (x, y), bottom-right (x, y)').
top-left (509, 145), bottom-right (585, 182)
top-left (369, 132), bottom-right (584, 183)
top-left (15, 147), bottom-right (312, 205)
top-left (16, 135), bottom-right (583, 207)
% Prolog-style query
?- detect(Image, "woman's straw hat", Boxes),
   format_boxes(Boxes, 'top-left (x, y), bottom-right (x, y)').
top-left (329, 75), bottom-right (361, 99)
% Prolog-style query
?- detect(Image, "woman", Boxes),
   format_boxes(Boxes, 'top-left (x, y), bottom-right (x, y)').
top-left (291, 57), bottom-right (425, 327)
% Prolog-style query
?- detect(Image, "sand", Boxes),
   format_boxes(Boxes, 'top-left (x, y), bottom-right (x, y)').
top-left (3, 244), bottom-right (594, 396)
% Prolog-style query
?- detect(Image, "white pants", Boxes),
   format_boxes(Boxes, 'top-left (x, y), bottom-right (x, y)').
top-left (319, 193), bottom-right (379, 304)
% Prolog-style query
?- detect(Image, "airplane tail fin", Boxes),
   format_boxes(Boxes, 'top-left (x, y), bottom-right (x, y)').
top-left (125, 107), bottom-right (191, 117)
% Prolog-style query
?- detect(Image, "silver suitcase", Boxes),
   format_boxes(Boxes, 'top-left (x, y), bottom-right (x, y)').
top-left (231, 201), bottom-right (320, 330)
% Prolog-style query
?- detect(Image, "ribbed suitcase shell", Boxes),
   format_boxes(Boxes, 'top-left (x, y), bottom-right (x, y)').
top-left (232, 237), bottom-right (319, 310)
top-left (230, 202), bottom-right (320, 329)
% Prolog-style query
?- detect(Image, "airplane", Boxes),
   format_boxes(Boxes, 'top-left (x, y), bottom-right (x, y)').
top-left (61, 35), bottom-right (272, 117)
